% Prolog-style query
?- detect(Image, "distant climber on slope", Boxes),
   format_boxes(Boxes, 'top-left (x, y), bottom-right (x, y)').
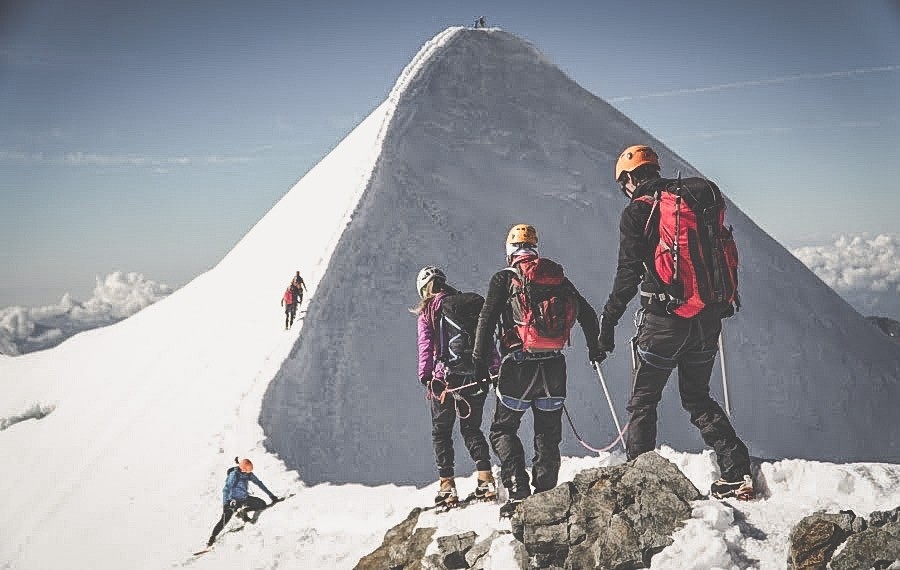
top-left (291, 271), bottom-right (308, 308)
top-left (206, 458), bottom-right (281, 547)
top-left (281, 286), bottom-right (297, 329)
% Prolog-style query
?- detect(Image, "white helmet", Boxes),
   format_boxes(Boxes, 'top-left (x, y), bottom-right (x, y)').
top-left (416, 266), bottom-right (445, 297)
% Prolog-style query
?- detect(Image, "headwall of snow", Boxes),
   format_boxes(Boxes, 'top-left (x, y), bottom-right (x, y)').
top-left (260, 28), bottom-right (900, 485)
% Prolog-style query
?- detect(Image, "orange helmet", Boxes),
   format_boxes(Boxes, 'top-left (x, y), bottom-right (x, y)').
top-left (615, 145), bottom-right (660, 181)
top-left (238, 458), bottom-right (253, 473)
top-left (506, 224), bottom-right (538, 247)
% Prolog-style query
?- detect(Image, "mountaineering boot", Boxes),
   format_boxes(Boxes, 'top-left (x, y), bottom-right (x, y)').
top-left (499, 498), bottom-right (524, 519)
top-left (505, 476), bottom-right (531, 501)
top-left (473, 470), bottom-right (497, 500)
top-left (434, 477), bottom-right (458, 507)
top-left (499, 476), bottom-right (530, 518)
top-left (710, 474), bottom-right (755, 501)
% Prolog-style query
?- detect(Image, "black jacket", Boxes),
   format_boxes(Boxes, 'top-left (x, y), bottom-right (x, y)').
top-left (600, 176), bottom-right (729, 326)
top-left (600, 180), bottom-right (656, 327)
top-left (472, 258), bottom-right (601, 366)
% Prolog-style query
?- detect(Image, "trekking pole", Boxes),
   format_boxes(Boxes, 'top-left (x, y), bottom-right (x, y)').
top-left (718, 330), bottom-right (732, 418)
top-left (593, 363), bottom-right (627, 453)
top-left (630, 337), bottom-right (638, 376)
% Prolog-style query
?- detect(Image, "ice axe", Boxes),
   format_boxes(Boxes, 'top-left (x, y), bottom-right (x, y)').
top-left (718, 330), bottom-right (732, 418)
top-left (593, 362), bottom-right (627, 453)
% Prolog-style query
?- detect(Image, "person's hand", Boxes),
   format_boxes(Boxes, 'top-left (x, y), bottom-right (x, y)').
top-left (419, 373), bottom-right (432, 386)
top-left (473, 361), bottom-right (490, 386)
top-left (589, 346), bottom-right (607, 366)
top-left (476, 368), bottom-right (496, 390)
top-left (721, 303), bottom-right (735, 319)
top-left (598, 316), bottom-right (615, 353)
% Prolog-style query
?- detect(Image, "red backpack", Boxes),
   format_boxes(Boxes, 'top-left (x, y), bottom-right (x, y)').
top-left (283, 289), bottom-right (294, 305)
top-left (636, 176), bottom-right (739, 318)
top-left (502, 257), bottom-right (579, 352)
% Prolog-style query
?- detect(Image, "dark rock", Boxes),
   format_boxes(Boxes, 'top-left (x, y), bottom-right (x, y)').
top-left (514, 451), bottom-right (701, 569)
top-left (868, 316), bottom-right (900, 344)
top-left (423, 531), bottom-right (477, 569)
top-left (465, 530), bottom-right (504, 570)
top-left (831, 521), bottom-right (900, 570)
top-left (354, 507), bottom-right (435, 570)
top-left (870, 507), bottom-right (900, 528)
top-left (788, 511), bottom-right (862, 569)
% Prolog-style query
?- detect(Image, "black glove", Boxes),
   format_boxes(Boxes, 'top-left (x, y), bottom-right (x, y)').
top-left (419, 373), bottom-right (432, 386)
top-left (228, 499), bottom-right (238, 509)
top-left (721, 303), bottom-right (735, 319)
top-left (588, 346), bottom-right (607, 366)
top-left (598, 315), bottom-right (615, 353)
top-left (476, 366), bottom-right (497, 390)
top-left (473, 361), bottom-right (490, 386)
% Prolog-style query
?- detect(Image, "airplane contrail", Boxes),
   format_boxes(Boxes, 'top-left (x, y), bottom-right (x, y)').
top-left (609, 65), bottom-right (900, 103)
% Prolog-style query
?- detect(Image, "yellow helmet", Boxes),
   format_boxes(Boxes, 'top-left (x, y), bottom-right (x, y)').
top-left (506, 224), bottom-right (538, 246)
top-left (615, 145), bottom-right (660, 182)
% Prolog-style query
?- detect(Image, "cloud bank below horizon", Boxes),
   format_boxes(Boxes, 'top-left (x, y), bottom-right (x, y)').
top-left (0, 271), bottom-right (171, 356)
top-left (792, 233), bottom-right (900, 318)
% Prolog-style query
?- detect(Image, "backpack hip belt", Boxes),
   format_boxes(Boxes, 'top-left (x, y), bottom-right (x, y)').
top-left (497, 360), bottom-right (565, 412)
top-left (503, 349), bottom-right (562, 364)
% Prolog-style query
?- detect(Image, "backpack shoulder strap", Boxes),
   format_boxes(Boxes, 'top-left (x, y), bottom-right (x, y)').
top-left (634, 192), bottom-right (661, 237)
top-left (502, 266), bottom-right (523, 285)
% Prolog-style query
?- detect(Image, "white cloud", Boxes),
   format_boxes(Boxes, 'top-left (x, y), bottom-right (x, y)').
top-left (0, 271), bottom-right (172, 355)
top-left (792, 234), bottom-right (900, 317)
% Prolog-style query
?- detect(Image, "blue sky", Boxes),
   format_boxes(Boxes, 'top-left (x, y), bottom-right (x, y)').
top-left (1, 0), bottom-right (898, 307)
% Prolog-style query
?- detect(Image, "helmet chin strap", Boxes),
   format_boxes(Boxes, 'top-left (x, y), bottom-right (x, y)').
top-left (619, 173), bottom-right (634, 198)
top-left (507, 247), bottom-right (538, 265)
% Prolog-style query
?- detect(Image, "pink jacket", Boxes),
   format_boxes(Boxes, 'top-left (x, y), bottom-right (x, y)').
top-left (417, 292), bottom-right (499, 382)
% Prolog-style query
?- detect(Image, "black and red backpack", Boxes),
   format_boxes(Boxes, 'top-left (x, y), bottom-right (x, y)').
top-left (501, 257), bottom-right (579, 352)
top-left (636, 175), bottom-right (739, 318)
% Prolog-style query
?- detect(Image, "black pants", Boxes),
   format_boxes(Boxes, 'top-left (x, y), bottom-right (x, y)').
top-left (628, 309), bottom-right (750, 480)
top-left (490, 356), bottom-right (566, 494)
top-left (209, 496), bottom-right (267, 541)
top-left (284, 304), bottom-right (296, 328)
top-left (430, 375), bottom-right (491, 478)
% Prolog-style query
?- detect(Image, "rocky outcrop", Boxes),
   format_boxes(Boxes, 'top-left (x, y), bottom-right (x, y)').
top-left (355, 507), bottom-right (436, 570)
top-left (510, 451), bottom-right (702, 569)
top-left (868, 316), bottom-right (900, 345)
top-left (354, 452), bottom-right (701, 569)
top-left (788, 507), bottom-right (900, 570)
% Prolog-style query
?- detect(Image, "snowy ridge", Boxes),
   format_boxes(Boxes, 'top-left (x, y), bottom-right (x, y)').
top-left (386, 26), bottom-right (463, 106)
